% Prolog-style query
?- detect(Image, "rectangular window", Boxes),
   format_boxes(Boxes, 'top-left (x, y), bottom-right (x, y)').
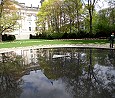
top-left (29, 27), bottom-right (31, 31)
top-left (29, 22), bottom-right (31, 25)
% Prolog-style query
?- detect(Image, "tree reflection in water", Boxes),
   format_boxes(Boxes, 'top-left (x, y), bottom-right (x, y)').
top-left (0, 48), bottom-right (115, 98)
top-left (0, 52), bottom-right (26, 98)
top-left (37, 48), bottom-right (115, 98)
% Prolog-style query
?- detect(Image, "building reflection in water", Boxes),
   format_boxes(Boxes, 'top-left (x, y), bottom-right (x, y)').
top-left (0, 47), bottom-right (114, 98)
top-left (15, 49), bottom-right (39, 66)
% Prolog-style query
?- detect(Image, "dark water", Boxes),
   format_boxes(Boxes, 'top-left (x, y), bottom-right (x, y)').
top-left (0, 47), bottom-right (115, 98)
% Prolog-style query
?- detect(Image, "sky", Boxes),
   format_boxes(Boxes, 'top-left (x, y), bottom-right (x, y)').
top-left (16, 0), bottom-right (108, 10)
top-left (96, 0), bottom-right (108, 10)
top-left (16, 0), bottom-right (41, 7)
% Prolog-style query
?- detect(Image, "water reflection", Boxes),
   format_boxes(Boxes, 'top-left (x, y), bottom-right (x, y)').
top-left (0, 52), bottom-right (24, 98)
top-left (0, 48), bottom-right (115, 98)
top-left (37, 48), bottom-right (115, 98)
top-left (20, 70), bottom-right (72, 98)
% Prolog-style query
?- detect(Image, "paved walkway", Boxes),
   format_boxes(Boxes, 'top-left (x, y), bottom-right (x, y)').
top-left (0, 43), bottom-right (114, 53)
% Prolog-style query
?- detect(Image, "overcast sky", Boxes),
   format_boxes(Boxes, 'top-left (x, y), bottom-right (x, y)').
top-left (16, 0), bottom-right (41, 7)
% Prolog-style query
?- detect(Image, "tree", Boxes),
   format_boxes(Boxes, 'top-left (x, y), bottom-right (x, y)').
top-left (37, 0), bottom-right (52, 34)
top-left (37, 0), bottom-right (63, 34)
top-left (37, 0), bottom-right (83, 34)
top-left (82, 0), bottom-right (99, 34)
top-left (64, 0), bottom-right (82, 33)
top-left (94, 8), bottom-right (115, 37)
top-left (37, 0), bottom-right (113, 38)
top-left (107, 0), bottom-right (115, 32)
top-left (0, 0), bottom-right (20, 41)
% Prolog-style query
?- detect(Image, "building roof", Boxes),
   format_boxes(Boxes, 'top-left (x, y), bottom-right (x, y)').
top-left (13, 1), bottom-right (39, 12)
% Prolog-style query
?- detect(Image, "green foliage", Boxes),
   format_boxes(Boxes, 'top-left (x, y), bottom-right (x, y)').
top-left (37, 0), bottom-right (83, 34)
top-left (50, 32), bottom-right (63, 39)
top-left (36, 0), bottom-right (115, 39)
top-left (93, 8), bottom-right (115, 37)
top-left (0, 0), bottom-right (20, 34)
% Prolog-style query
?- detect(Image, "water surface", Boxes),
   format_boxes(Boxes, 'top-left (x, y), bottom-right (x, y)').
top-left (0, 47), bottom-right (115, 98)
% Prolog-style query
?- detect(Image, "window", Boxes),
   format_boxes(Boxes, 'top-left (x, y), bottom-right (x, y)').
top-left (28, 15), bottom-right (32, 21)
top-left (29, 22), bottom-right (31, 25)
top-left (29, 27), bottom-right (31, 31)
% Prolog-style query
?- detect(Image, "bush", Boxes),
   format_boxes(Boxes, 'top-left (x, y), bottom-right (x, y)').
top-left (2, 34), bottom-right (16, 41)
top-left (47, 34), bottom-right (53, 39)
top-left (7, 35), bottom-right (16, 41)
top-left (50, 32), bottom-right (63, 39)
top-left (2, 34), bottom-right (7, 41)
top-left (67, 33), bottom-right (77, 39)
top-left (62, 33), bottom-right (69, 39)
top-left (38, 33), bottom-right (47, 39)
top-left (29, 34), bottom-right (33, 39)
top-left (29, 34), bottom-right (39, 39)
top-left (77, 30), bottom-right (86, 38)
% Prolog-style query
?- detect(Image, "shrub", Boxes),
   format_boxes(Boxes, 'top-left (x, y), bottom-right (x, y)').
top-left (47, 34), bottom-right (53, 39)
top-left (29, 34), bottom-right (33, 39)
top-left (2, 34), bottom-right (16, 41)
top-left (2, 34), bottom-right (7, 41)
top-left (50, 32), bottom-right (63, 39)
top-left (62, 33), bottom-right (69, 39)
top-left (7, 35), bottom-right (16, 41)
top-left (67, 33), bottom-right (77, 39)
top-left (30, 34), bottom-right (40, 39)
top-left (38, 33), bottom-right (47, 39)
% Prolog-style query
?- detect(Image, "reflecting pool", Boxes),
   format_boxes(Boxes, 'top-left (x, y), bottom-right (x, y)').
top-left (0, 47), bottom-right (115, 98)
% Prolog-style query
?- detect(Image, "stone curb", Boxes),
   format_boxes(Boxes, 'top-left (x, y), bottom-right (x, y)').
top-left (0, 44), bottom-right (114, 53)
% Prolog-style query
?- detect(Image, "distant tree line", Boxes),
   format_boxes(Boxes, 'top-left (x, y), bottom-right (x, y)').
top-left (36, 0), bottom-right (115, 39)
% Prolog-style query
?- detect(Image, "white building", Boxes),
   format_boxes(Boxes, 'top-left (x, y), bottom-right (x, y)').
top-left (13, 3), bottom-right (39, 40)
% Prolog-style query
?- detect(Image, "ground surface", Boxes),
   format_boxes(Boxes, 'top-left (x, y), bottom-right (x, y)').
top-left (0, 43), bottom-right (114, 53)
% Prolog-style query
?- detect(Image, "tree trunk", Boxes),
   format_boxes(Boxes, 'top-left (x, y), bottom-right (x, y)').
top-left (89, 11), bottom-right (92, 34)
top-left (88, 0), bottom-right (92, 34)
top-left (77, 10), bottom-right (80, 32)
top-left (70, 18), bottom-right (72, 33)
top-left (0, 33), bottom-right (2, 42)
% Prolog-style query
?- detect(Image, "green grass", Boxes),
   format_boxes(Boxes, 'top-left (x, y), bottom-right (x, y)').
top-left (0, 39), bottom-right (109, 49)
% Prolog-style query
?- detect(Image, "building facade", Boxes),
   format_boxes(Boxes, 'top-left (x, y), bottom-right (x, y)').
top-left (13, 3), bottom-right (39, 40)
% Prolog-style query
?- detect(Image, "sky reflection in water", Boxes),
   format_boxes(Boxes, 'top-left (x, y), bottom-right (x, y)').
top-left (20, 70), bottom-right (71, 98)
top-left (0, 47), bottom-right (115, 98)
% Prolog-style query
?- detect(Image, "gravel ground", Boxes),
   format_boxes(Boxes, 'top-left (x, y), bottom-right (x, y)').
top-left (0, 43), bottom-right (114, 53)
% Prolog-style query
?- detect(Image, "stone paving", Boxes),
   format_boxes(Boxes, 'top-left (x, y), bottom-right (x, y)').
top-left (0, 43), bottom-right (114, 53)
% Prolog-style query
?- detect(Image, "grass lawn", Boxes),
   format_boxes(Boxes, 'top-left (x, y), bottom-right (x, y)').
top-left (0, 39), bottom-right (109, 49)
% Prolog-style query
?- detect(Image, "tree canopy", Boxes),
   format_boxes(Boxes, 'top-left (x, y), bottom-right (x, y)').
top-left (36, 0), bottom-right (115, 39)
top-left (0, 0), bottom-right (20, 41)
